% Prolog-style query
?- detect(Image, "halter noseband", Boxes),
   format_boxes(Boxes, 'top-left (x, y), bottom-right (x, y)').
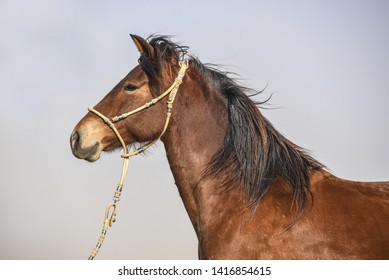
top-left (86, 60), bottom-right (189, 259)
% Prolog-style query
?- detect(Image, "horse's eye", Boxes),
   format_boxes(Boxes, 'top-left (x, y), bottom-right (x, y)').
top-left (124, 84), bottom-right (139, 92)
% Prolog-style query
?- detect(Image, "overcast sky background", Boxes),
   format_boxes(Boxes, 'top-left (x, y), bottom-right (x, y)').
top-left (0, 0), bottom-right (388, 260)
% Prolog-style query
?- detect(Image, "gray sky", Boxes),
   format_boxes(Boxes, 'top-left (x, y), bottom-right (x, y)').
top-left (0, 0), bottom-right (388, 259)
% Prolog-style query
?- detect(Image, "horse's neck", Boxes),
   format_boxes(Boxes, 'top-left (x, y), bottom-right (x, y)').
top-left (161, 76), bottom-right (232, 235)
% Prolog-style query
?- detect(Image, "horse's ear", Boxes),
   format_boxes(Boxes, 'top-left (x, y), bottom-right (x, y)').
top-left (130, 34), bottom-right (155, 60)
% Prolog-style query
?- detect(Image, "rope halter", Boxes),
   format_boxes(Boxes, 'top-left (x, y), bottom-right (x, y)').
top-left (86, 60), bottom-right (189, 259)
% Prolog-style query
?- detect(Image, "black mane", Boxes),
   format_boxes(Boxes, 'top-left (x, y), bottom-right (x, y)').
top-left (140, 35), bottom-right (324, 210)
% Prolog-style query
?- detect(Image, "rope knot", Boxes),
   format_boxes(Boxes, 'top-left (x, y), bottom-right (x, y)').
top-left (175, 76), bottom-right (184, 85)
top-left (105, 202), bottom-right (118, 227)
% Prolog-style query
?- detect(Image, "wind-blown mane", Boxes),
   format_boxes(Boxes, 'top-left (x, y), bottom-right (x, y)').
top-left (139, 35), bottom-right (324, 210)
top-left (199, 62), bottom-right (324, 210)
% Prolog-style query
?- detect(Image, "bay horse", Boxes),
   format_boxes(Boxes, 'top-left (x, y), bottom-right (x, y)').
top-left (70, 34), bottom-right (389, 259)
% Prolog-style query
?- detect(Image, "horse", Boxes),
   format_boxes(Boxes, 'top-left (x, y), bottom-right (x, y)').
top-left (70, 34), bottom-right (389, 259)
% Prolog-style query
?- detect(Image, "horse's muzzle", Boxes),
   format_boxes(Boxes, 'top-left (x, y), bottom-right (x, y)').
top-left (70, 129), bottom-right (101, 162)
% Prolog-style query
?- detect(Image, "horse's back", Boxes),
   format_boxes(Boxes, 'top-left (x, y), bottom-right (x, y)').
top-left (307, 170), bottom-right (389, 259)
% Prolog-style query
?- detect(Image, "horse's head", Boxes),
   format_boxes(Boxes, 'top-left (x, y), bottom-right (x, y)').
top-left (70, 35), bottom-right (185, 162)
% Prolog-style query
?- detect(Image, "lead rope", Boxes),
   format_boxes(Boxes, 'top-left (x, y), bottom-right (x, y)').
top-left (86, 60), bottom-right (188, 260)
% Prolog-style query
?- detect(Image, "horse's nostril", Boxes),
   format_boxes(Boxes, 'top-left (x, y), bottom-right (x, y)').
top-left (70, 131), bottom-right (80, 150)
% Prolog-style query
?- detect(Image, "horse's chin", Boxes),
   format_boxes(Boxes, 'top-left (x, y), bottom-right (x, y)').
top-left (83, 151), bottom-right (101, 162)
top-left (71, 141), bottom-right (103, 162)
